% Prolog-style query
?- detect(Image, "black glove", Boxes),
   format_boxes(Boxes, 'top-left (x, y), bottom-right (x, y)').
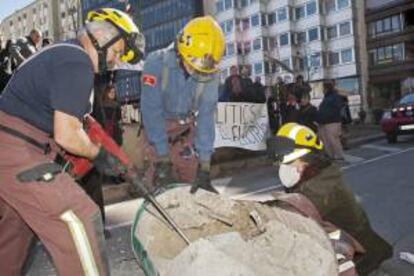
top-left (191, 163), bottom-right (218, 194)
top-left (93, 147), bottom-right (127, 177)
top-left (154, 158), bottom-right (175, 188)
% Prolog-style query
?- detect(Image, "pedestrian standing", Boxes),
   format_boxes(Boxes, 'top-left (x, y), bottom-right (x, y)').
top-left (141, 16), bottom-right (224, 193)
top-left (225, 65), bottom-right (245, 102)
top-left (317, 80), bottom-right (345, 161)
top-left (9, 29), bottom-right (42, 68)
top-left (0, 8), bottom-right (144, 275)
top-left (102, 85), bottom-right (123, 146)
top-left (284, 93), bottom-right (300, 123)
top-left (298, 93), bottom-right (318, 133)
top-left (249, 76), bottom-right (266, 103)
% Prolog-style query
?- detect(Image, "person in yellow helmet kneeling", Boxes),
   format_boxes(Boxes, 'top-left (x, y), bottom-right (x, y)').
top-left (267, 123), bottom-right (393, 275)
top-left (140, 16), bottom-right (224, 193)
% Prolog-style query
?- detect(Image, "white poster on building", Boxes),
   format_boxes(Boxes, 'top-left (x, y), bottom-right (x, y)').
top-left (214, 102), bottom-right (269, 150)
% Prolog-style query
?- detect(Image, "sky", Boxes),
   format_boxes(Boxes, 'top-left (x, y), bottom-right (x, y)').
top-left (0, 0), bottom-right (35, 21)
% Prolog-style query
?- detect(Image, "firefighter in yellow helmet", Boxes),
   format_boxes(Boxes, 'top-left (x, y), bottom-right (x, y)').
top-left (86, 8), bottom-right (145, 72)
top-left (0, 8), bottom-right (144, 275)
top-left (140, 16), bottom-right (224, 193)
top-left (267, 123), bottom-right (393, 274)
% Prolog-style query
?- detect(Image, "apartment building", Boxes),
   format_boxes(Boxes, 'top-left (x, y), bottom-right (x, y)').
top-left (214, 0), bottom-right (366, 102)
top-left (0, 0), bottom-right (56, 42)
top-left (0, 0), bottom-right (82, 43)
top-left (366, 0), bottom-right (414, 114)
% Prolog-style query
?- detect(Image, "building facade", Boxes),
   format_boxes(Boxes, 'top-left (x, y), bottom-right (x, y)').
top-left (0, 0), bottom-right (83, 43)
top-left (365, 0), bottom-right (414, 116)
top-left (0, 0), bottom-right (56, 42)
top-left (214, 0), bottom-right (366, 103)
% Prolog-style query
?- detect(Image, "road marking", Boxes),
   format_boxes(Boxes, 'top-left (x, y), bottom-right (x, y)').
top-left (229, 184), bottom-right (283, 200)
top-left (342, 147), bottom-right (414, 171)
top-left (361, 144), bottom-right (402, 153)
top-left (344, 154), bottom-right (365, 163)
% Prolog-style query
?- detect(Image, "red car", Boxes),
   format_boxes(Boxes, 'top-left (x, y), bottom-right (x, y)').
top-left (381, 93), bottom-right (414, 144)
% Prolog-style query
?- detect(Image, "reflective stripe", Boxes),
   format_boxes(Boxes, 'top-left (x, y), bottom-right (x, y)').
top-left (60, 210), bottom-right (99, 276)
top-left (329, 230), bottom-right (341, 240)
top-left (287, 125), bottom-right (303, 140)
top-left (338, 260), bottom-right (355, 273)
top-left (282, 148), bottom-right (310, 164)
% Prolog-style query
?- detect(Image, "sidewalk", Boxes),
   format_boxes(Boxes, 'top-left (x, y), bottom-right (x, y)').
top-left (103, 123), bottom-right (384, 205)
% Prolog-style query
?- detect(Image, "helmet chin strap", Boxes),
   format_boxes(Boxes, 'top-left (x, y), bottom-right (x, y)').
top-left (86, 27), bottom-right (123, 75)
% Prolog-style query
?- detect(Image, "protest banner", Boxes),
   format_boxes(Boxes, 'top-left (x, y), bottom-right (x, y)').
top-left (214, 102), bottom-right (269, 150)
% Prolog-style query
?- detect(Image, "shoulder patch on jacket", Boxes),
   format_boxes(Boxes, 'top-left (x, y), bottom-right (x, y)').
top-left (142, 74), bottom-right (157, 87)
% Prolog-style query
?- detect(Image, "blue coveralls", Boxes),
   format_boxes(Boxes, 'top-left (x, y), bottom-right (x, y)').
top-left (141, 45), bottom-right (219, 183)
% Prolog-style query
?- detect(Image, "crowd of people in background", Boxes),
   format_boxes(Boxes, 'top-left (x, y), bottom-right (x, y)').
top-left (219, 65), bottom-right (353, 163)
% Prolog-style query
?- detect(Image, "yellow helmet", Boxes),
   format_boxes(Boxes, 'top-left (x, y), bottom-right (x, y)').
top-left (267, 123), bottom-right (323, 164)
top-left (87, 8), bottom-right (145, 64)
top-left (176, 16), bottom-right (225, 74)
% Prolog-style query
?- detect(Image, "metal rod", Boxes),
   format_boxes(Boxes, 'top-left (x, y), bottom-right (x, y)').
top-left (146, 193), bottom-right (191, 245)
top-left (126, 168), bottom-right (191, 245)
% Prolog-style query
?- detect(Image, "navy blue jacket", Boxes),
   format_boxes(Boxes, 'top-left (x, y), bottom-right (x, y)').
top-left (317, 90), bottom-right (344, 125)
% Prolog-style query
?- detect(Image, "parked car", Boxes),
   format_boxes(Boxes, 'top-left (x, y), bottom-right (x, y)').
top-left (381, 93), bottom-right (414, 143)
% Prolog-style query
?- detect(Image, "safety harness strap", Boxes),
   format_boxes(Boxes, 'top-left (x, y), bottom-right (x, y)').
top-left (0, 124), bottom-right (50, 154)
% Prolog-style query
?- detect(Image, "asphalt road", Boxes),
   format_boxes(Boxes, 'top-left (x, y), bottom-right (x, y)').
top-left (27, 135), bottom-right (414, 275)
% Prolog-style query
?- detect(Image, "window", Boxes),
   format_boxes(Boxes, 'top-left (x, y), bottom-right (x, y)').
top-left (341, 48), bottom-right (353, 63)
top-left (261, 13), bottom-right (267, 26)
top-left (308, 27), bottom-right (319, 42)
top-left (295, 6), bottom-right (305, 20)
top-left (216, 1), bottom-right (224, 12)
top-left (297, 31), bottom-right (306, 45)
top-left (279, 33), bottom-right (289, 46)
top-left (226, 42), bottom-right (235, 56)
top-left (244, 41), bottom-right (251, 54)
top-left (339, 22), bottom-right (351, 36)
top-left (393, 43), bottom-right (404, 61)
top-left (224, 0), bottom-right (233, 10)
top-left (225, 20), bottom-right (234, 33)
top-left (383, 17), bottom-right (391, 32)
top-left (253, 38), bottom-right (262, 50)
top-left (309, 52), bottom-right (321, 67)
top-left (306, 1), bottom-right (317, 16)
top-left (369, 15), bottom-right (402, 38)
top-left (240, 0), bottom-right (248, 8)
top-left (277, 7), bottom-right (288, 22)
top-left (337, 0), bottom-right (350, 10)
top-left (237, 42), bottom-right (243, 55)
top-left (254, 62), bottom-right (263, 74)
top-left (327, 26), bottom-right (338, 39)
top-left (329, 51), bottom-right (340, 65)
top-left (268, 13), bottom-right (276, 25)
top-left (326, 0), bottom-right (336, 13)
top-left (391, 15), bottom-right (401, 32)
top-left (242, 18), bottom-right (250, 30)
top-left (251, 14), bottom-right (260, 27)
top-left (281, 58), bottom-right (291, 70)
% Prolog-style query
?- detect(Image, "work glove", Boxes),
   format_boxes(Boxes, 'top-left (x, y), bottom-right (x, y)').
top-left (190, 162), bottom-right (218, 194)
top-left (93, 147), bottom-right (127, 177)
top-left (154, 156), bottom-right (175, 188)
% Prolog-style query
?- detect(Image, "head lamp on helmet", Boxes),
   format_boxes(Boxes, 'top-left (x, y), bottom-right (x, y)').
top-left (267, 123), bottom-right (323, 164)
top-left (176, 16), bottom-right (224, 74)
top-left (86, 8), bottom-right (145, 72)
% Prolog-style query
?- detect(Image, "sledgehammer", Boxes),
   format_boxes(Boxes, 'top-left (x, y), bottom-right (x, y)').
top-left (126, 167), bottom-right (191, 245)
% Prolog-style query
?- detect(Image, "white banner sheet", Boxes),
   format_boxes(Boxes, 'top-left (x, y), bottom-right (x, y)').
top-left (214, 102), bottom-right (269, 150)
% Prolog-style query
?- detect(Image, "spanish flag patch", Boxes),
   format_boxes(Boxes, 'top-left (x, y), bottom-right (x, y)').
top-left (142, 74), bottom-right (157, 87)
